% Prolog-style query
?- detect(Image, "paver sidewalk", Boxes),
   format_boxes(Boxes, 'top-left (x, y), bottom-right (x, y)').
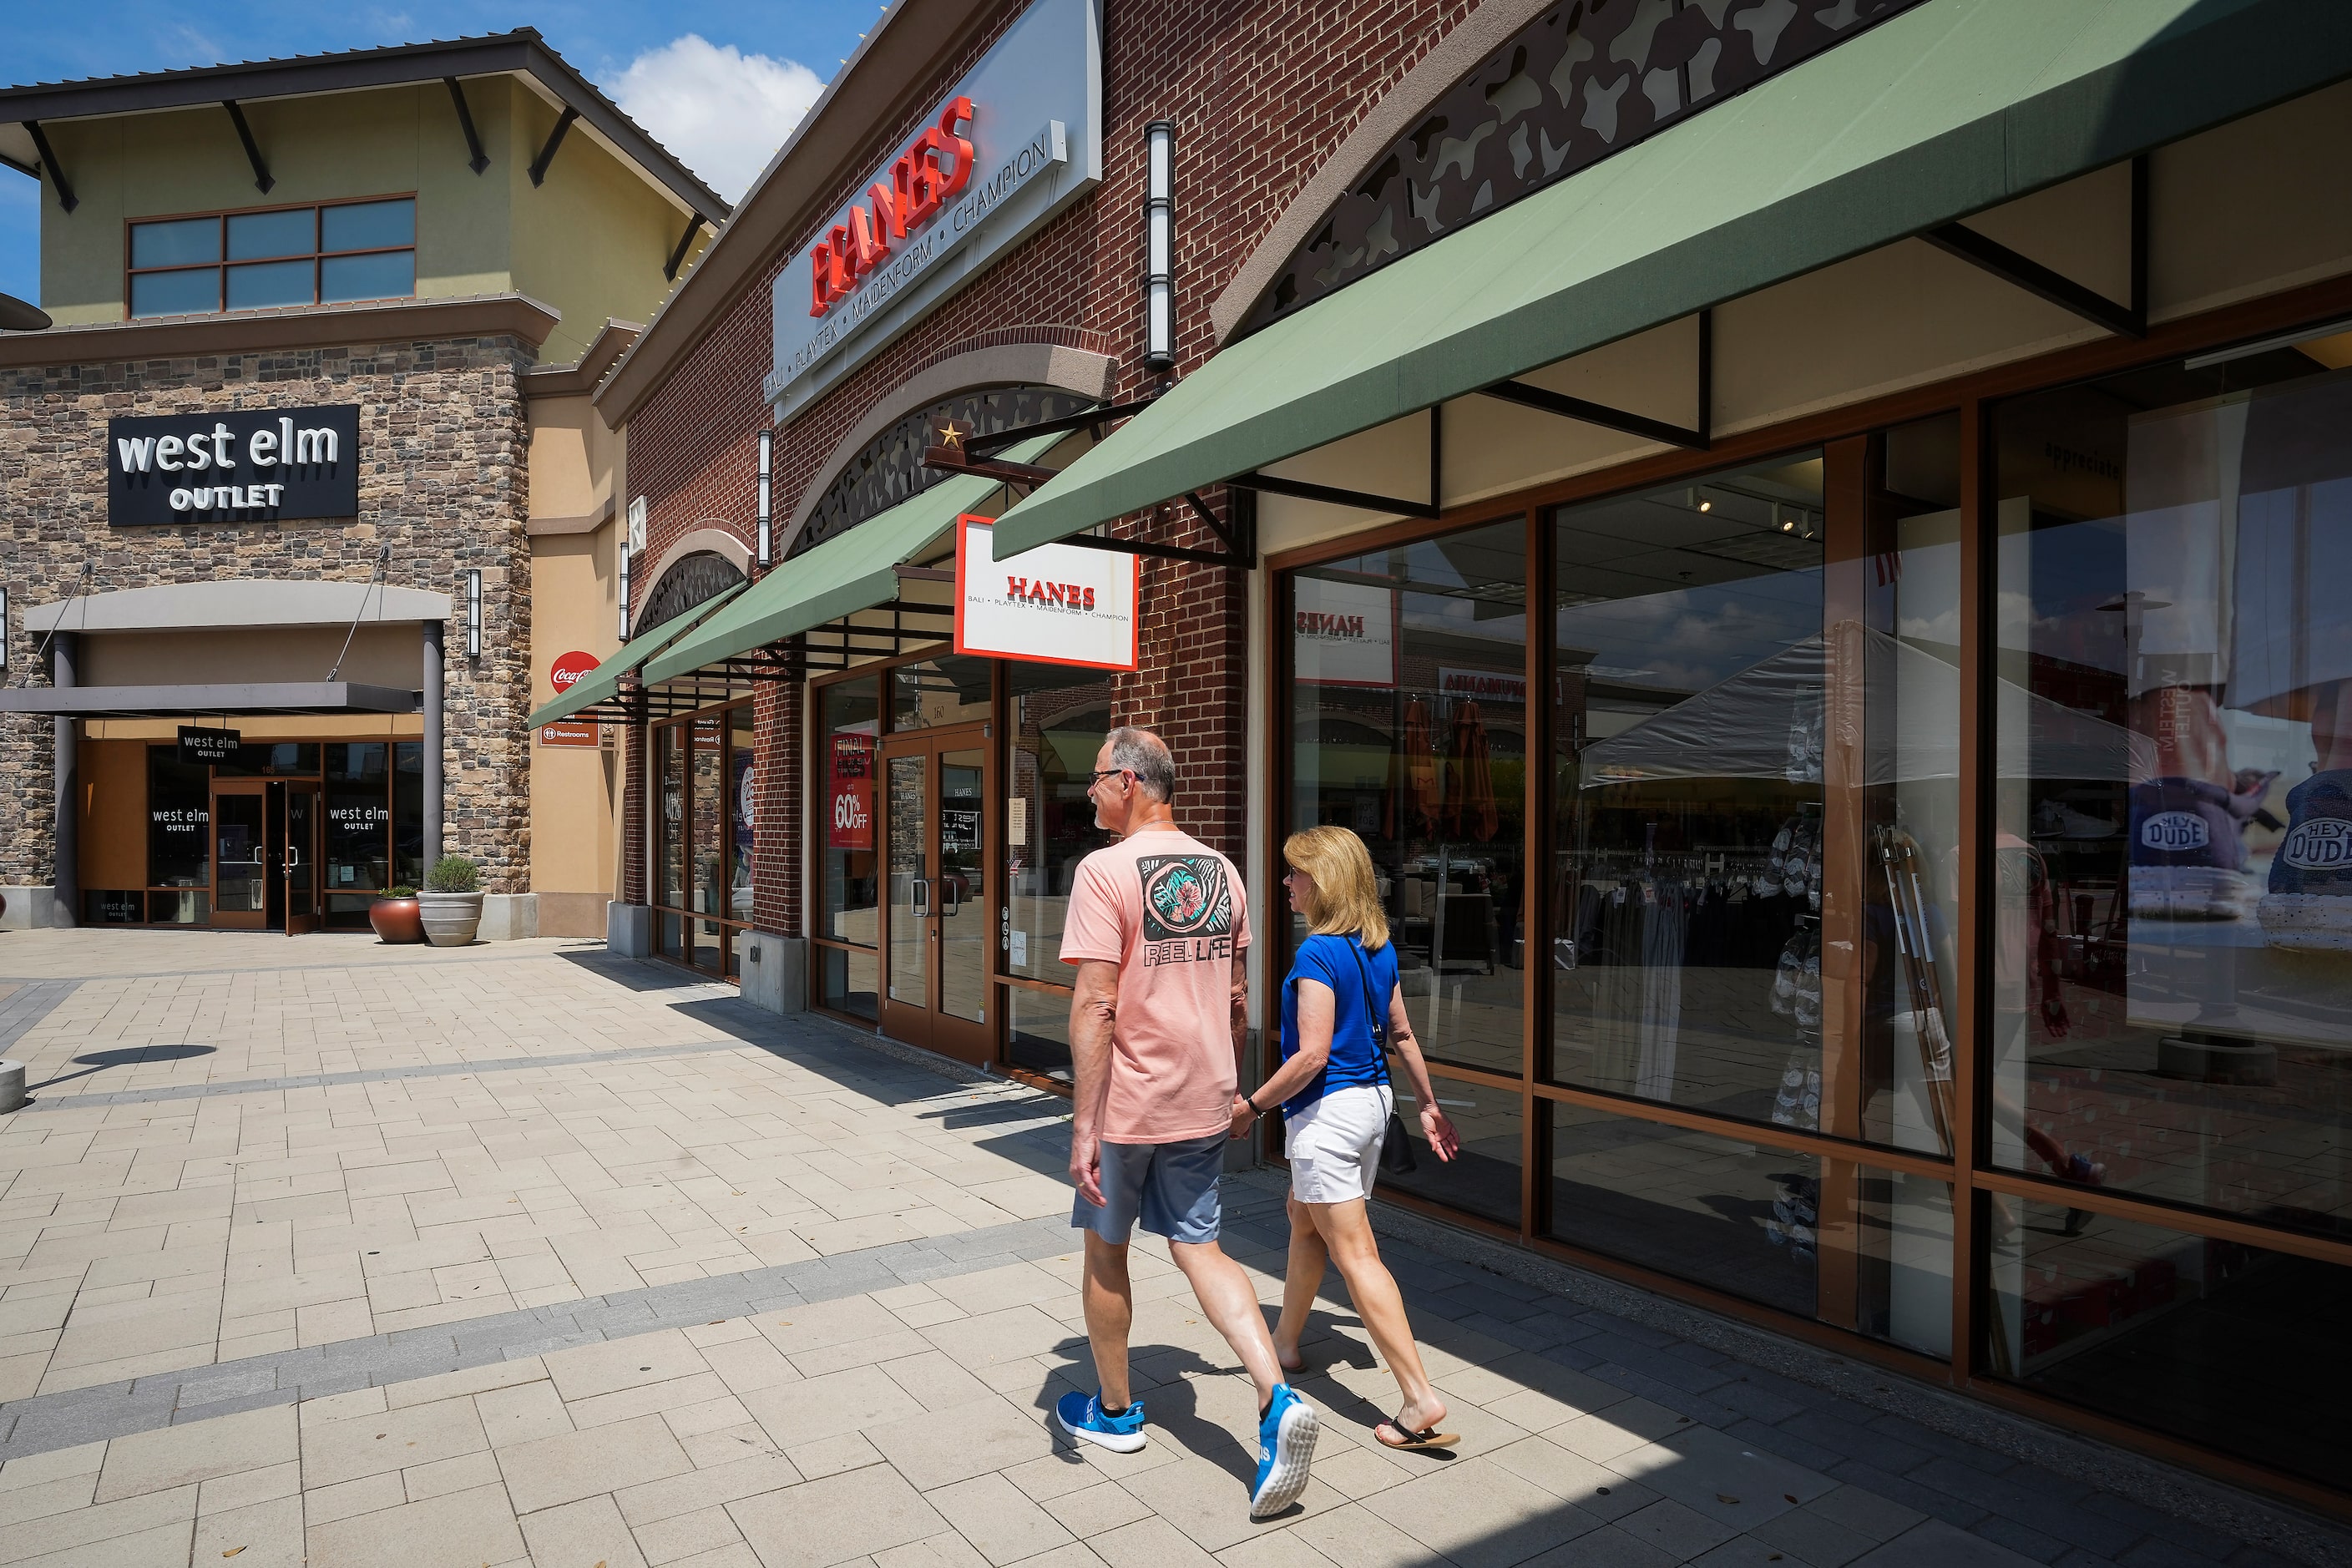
top-left (0, 930), bottom-right (2337, 1568)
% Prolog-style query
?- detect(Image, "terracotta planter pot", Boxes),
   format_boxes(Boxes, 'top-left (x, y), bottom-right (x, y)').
top-left (368, 897), bottom-right (423, 943)
top-left (417, 891), bottom-right (483, 947)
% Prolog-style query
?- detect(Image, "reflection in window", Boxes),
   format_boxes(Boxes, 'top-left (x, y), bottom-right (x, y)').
top-left (393, 742), bottom-right (423, 889)
top-left (822, 943), bottom-right (880, 1021)
top-left (1390, 1076), bottom-right (1521, 1226)
top-left (1985, 1197), bottom-right (2350, 1488)
top-left (146, 747), bottom-right (210, 890)
top-left (731, 706), bottom-right (756, 969)
top-left (690, 716), bottom-right (725, 970)
top-left (1548, 1105), bottom-right (1952, 1354)
top-left (1008, 986), bottom-right (1075, 1083)
top-left (1007, 664), bottom-right (1115, 997)
top-left (1550, 458), bottom-right (1828, 1124)
top-left (324, 742), bottom-right (392, 923)
top-left (1995, 341), bottom-right (2352, 1242)
top-left (821, 677), bottom-right (880, 948)
top-left (893, 655), bottom-right (993, 730)
top-left (1290, 518), bottom-right (1528, 1077)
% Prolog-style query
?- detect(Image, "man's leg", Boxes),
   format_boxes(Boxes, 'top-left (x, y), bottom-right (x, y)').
top-left (1082, 1232), bottom-right (1135, 1409)
top-left (1168, 1238), bottom-right (1282, 1409)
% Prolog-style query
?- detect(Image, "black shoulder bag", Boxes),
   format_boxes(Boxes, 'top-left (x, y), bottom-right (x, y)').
top-left (1346, 938), bottom-right (1418, 1176)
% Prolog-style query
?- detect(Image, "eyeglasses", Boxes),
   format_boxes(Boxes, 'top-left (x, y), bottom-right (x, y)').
top-left (1088, 768), bottom-right (1131, 786)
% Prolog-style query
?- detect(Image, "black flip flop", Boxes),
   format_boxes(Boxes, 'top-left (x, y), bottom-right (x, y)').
top-left (1376, 1410), bottom-right (1460, 1450)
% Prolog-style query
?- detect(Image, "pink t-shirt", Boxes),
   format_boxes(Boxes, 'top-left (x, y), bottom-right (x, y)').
top-left (1060, 827), bottom-right (1252, 1144)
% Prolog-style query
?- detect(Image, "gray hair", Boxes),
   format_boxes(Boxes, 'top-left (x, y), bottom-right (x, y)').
top-left (1105, 726), bottom-right (1176, 803)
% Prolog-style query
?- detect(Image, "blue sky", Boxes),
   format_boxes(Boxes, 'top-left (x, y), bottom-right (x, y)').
top-left (2, 1), bottom-right (882, 308)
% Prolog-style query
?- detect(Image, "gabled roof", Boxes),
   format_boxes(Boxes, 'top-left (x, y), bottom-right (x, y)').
top-left (0, 28), bottom-right (727, 221)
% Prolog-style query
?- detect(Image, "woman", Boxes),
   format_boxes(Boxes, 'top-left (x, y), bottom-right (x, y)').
top-left (1237, 825), bottom-right (1464, 1450)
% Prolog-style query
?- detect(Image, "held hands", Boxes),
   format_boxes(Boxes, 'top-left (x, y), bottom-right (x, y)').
top-left (1231, 1094), bottom-right (1257, 1141)
top-left (1421, 1104), bottom-right (1463, 1162)
top-left (1070, 1132), bottom-right (1106, 1207)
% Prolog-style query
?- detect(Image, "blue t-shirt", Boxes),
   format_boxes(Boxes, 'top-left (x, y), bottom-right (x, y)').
top-left (1277, 933), bottom-right (1396, 1118)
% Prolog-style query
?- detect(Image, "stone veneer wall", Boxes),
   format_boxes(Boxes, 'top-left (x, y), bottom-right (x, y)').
top-left (0, 332), bottom-right (537, 895)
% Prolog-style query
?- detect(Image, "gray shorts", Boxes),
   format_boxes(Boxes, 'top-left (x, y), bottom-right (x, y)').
top-left (1072, 1133), bottom-right (1225, 1245)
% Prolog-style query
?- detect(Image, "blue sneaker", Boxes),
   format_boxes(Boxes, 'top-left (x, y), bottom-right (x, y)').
top-left (1055, 1389), bottom-right (1146, 1453)
top-left (1249, 1383), bottom-right (1319, 1519)
top-left (2262, 768), bottom-right (2352, 950)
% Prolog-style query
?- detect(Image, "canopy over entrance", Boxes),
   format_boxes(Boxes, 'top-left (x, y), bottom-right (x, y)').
top-left (990, 0), bottom-right (2349, 558)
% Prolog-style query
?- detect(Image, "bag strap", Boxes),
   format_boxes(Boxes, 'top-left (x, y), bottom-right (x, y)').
top-left (1344, 937), bottom-right (1395, 1091)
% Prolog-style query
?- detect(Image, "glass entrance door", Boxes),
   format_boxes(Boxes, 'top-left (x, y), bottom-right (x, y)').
top-left (211, 783), bottom-right (268, 929)
top-left (284, 782), bottom-right (321, 935)
top-left (877, 726), bottom-right (994, 1064)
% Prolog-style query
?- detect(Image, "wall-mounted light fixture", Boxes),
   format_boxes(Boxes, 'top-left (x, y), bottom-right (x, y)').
top-left (618, 542), bottom-right (631, 641)
top-left (466, 569), bottom-right (483, 660)
top-left (756, 429), bottom-right (773, 568)
top-left (1143, 120), bottom-right (1175, 372)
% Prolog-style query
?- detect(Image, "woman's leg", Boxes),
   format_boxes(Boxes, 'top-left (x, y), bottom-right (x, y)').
top-left (1306, 1197), bottom-right (1447, 1439)
top-left (1272, 1192), bottom-right (1327, 1372)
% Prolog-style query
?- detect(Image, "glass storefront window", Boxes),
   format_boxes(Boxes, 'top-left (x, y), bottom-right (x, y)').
top-left (731, 706), bottom-right (756, 973)
top-left (892, 655), bottom-right (992, 731)
top-left (821, 677), bottom-right (880, 948)
top-left (215, 742), bottom-right (318, 777)
top-left (690, 716), bottom-right (725, 969)
top-left (822, 943), bottom-right (880, 1021)
top-left (1006, 663), bottom-right (1115, 989)
top-left (1547, 1104), bottom-right (1952, 1355)
top-left (146, 747), bottom-right (210, 888)
top-left (1007, 985), bottom-right (1075, 1083)
top-left (393, 742), bottom-right (423, 889)
top-left (1984, 1196), bottom-right (2349, 1488)
top-left (1389, 1073), bottom-right (1521, 1226)
top-left (659, 723), bottom-right (686, 916)
top-left (324, 742), bottom-right (392, 911)
top-left (1551, 457), bottom-right (1828, 1123)
top-left (1291, 518), bottom-right (1529, 1077)
top-left (1995, 346), bottom-right (2352, 1242)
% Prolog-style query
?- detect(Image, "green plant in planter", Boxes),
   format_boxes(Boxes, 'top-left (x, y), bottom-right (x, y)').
top-left (426, 857), bottom-right (479, 893)
top-left (385, 886), bottom-right (418, 899)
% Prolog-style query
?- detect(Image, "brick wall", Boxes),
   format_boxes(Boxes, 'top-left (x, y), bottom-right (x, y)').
top-left (0, 336), bottom-right (536, 895)
top-left (621, 0), bottom-right (1483, 930)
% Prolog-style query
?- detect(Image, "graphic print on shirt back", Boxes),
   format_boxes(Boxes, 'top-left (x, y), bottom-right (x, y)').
top-left (1136, 854), bottom-right (1235, 964)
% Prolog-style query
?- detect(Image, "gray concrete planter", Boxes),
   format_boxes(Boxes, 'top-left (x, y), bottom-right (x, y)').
top-left (417, 891), bottom-right (483, 948)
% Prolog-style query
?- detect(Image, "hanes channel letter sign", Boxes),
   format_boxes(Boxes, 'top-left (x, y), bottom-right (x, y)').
top-left (953, 516), bottom-right (1137, 671)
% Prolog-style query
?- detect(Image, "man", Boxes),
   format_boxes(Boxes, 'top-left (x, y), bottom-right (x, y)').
top-left (1055, 726), bottom-right (1319, 1519)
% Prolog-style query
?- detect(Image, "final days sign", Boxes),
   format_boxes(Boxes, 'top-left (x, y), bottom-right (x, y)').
top-left (108, 405), bottom-right (360, 525)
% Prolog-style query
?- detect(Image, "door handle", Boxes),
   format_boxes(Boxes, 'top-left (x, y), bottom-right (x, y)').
top-left (942, 879), bottom-right (960, 916)
top-left (912, 878), bottom-right (931, 918)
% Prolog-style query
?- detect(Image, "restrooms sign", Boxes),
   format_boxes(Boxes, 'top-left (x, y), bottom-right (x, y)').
top-left (765, 0), bottom-right (1101, 420)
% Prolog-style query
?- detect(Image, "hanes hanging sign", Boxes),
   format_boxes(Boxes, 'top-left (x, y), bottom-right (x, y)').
top-left (954, 517), bottom-right (1136, 672)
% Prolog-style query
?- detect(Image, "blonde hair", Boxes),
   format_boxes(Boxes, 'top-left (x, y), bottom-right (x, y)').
top-left (1284, 826), bottom-right (1390, 951)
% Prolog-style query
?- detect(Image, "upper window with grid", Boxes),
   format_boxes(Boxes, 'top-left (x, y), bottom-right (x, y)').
top-left (127, 198), bottom-right (416, 319)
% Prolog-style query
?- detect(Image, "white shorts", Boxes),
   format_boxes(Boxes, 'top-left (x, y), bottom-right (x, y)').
top-left (1283, 1084), bottom-right (1393, 1204)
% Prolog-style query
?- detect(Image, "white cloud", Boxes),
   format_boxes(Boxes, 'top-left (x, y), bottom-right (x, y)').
top-left (613, 35), bottom-right (823, 205)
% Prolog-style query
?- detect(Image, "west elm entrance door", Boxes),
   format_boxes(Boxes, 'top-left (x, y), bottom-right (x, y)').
top-left (876, 725), bottom-right (993, 1064)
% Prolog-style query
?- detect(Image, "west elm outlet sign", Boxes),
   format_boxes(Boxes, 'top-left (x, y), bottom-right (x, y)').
top-left (108, 406), bottom-right (361, 526)
top-left (764, 0), bottom-right (1101, 418)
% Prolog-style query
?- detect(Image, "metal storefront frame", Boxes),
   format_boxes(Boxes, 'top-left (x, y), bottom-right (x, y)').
top-left (1264, 271), bottom-right (2352, 1520)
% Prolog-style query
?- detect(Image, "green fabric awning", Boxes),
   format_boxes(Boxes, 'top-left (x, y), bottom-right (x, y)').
top-left (994, 0), bottom-right (2349, 558)
top-left (526, 581), bottom-right (748, 726)
top-left (639, 435), bottom-right (1059, 688)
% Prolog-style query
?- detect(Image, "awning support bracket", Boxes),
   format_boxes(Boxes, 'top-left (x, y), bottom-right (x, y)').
top-left (964, 392), bottom-right (1164, 458)
top-left (924, 447), bottom-right (1058, 488)
top-left (444, 78), bottom-right (491, 175)
top-left (1230, 402), bottom-right (1444, 520)
top-left (1476, 309), bottom-right (1712, 448)
top-left (222, 101), bottom-right (274, 194)
top-left (664, 215), bottom-right (707, 282)
top-left (1921, 156), bottom-right (2147, 338)
top-left (22, 121), bottom-right (77, 212)
top-left (529, 107), bottom-right (579, 187)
